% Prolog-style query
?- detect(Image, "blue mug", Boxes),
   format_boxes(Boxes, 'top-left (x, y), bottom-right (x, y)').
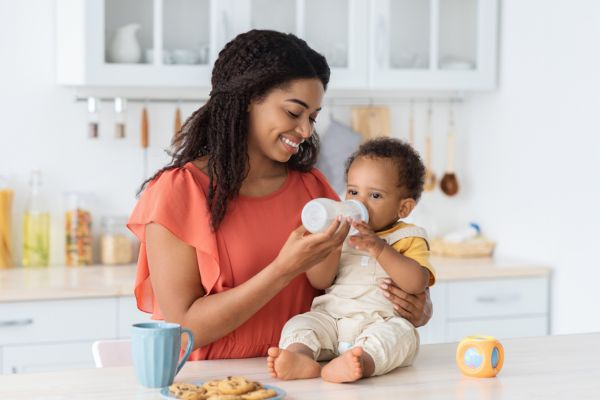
top-left (131, 322), bottom-right (194, 388)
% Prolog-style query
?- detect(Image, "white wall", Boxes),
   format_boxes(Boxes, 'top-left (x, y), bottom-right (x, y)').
top-left (1, 0), bottom-right (599, 335)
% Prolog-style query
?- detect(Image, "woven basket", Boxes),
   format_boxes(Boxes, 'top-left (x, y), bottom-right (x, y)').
top-left (430, 237), bottom-right (496, 258)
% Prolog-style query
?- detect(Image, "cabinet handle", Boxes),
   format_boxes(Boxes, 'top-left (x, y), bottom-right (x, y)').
top-left (475, 294), bottom-right (519, 303)
top-left (0, 318), bottom-right (34, 327)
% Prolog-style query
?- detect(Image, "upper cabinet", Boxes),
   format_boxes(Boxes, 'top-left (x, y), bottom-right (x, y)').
top-left (369, 0), bottom-right (498, 90)
top-left (56, 0), bottom-right (497, 91)
top-left (213, 0), bottom-right (369, 89)
top-left (57, 0), bottom-right (215, 87)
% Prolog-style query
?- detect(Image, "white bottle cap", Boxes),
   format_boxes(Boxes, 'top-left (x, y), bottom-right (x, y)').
top-left (301, 200), bottom-right (330, 233)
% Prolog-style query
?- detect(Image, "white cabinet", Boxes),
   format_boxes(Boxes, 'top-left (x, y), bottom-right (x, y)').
top-left (0, 296), bottom-right (148, 375)
top-left (56, 0), bottom-right (497, 91)
top-left (57, 0), bottom-right (215, 87)
top-left (369, 0), bottom-right (498, 90)
top-left (418, 276), bottom-right (550, 345)
top-left (215, 0), bottom-right (369, 89)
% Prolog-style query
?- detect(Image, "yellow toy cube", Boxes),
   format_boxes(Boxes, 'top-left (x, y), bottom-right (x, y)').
top-left (456, 335), bottom-right (504, 378)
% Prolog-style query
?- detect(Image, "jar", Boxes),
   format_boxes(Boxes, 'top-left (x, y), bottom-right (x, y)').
top-left (301, 198), bottom-right (369, 235)
top-left (64, 192), bottom-right (93, 266)
top-left (100, 216), bottom-right (134, 265)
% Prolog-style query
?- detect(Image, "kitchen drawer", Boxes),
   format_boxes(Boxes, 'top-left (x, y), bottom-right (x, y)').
top-left (0, 298), bottom-right (117, 345)
top-left (2, 341), bottom-right (95, 374)
top-left (446, 277), bottom-right (548, 320)
top-left (446, 316), bottom-right (549, 342)
top-left (117, 296), bottom-right (151, 338)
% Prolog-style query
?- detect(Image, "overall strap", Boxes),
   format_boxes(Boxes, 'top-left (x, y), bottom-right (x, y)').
top-left (382, 226), bottom-right (430, 249)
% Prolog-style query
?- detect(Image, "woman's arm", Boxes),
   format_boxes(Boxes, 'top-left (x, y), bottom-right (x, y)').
top-left (146, 219), bottom-right (349, 349)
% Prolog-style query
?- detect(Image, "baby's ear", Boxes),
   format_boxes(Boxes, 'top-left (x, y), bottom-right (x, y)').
top-left (397, 198), bottom-right (416, 219)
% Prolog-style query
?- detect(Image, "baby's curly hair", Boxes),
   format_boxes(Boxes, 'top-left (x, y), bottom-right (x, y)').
top-left (344, 137), bottom-right (426, 202)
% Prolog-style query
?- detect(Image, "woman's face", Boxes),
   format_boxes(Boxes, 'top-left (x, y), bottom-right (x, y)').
top-left (247, 78), bottom-right (324, 164)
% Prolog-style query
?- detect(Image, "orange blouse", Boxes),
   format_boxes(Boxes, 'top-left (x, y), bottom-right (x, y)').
top-left (128, 162), bottom-right (339, 360)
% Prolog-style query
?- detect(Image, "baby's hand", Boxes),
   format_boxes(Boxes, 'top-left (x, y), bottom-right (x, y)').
top-left (348, 221), bottom-right (387, 259)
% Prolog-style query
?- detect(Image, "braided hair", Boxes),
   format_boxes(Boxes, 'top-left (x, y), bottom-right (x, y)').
top-left (139, 30), bottom-right (330, 231)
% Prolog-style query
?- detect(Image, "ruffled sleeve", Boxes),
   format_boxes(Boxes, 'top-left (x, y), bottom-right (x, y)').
top-left (127, 166), bottom-right (221, 317)
top-left (298, 168), bottom-right (341, 201)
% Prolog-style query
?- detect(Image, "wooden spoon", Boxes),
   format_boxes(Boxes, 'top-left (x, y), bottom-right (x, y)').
top-left (423, 104), bottom-right (437, 191)
top-left (440, 103), bottom-right (459, 196)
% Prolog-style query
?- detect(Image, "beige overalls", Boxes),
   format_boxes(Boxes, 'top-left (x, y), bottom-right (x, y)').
top-left (280, 224), bottom-right (431, 376)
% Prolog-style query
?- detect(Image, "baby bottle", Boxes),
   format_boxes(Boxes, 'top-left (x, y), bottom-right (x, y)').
top-left (301, 198), bottom-right (369, 235)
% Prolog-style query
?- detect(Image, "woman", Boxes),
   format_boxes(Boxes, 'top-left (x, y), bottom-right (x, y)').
top-left (128, 30), bottom-right (432, 361)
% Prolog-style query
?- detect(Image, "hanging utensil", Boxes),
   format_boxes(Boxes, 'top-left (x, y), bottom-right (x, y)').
top-left (440, 101), bottom-right (460, 196)
top-left (173, 100), bottom-right (182, 142)
top-left (141, 102), bottom-right (149, 179)
top-left (87, 97), bottom-right (99, 139)
top-left (351, 104), bottom-right (390, 141)
top-left (114, 97), bottom-right (127, 138)
top-left (423, 101), bottom-right (437, 192)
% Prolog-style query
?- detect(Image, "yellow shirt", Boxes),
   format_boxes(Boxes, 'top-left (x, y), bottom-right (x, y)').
top-left (377, 221), bottom-right (436, 287)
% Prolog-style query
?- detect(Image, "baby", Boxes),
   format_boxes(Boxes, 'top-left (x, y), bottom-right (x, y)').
top-left (267, 137), bottom-right (435, 383)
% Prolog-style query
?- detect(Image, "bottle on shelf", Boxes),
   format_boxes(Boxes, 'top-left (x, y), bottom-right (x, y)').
top-left (23, 169), bottom-right (50, 267)
top-left (0, 175), bottom-right (14, 268)
top-left (64, 192), bottom-right (93, 266)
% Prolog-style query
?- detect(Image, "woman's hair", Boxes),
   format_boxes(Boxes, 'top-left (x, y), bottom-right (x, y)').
top-left (139, 30), bottom-right (330, 230)
top-left (344, 137), bottom-right (426, 202)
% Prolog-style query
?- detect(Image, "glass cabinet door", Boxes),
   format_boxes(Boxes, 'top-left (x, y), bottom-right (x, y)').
top-left (104, 0), bottom-right (154, 64)
top-left (162, 0), bottom-right (211, 66)
top-left (438, 0), bottom-right (477, 70)
top-left (370, 0), bottom-right (497, 90)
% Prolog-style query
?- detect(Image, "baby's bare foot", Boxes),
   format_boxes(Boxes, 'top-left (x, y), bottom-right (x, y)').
top-left (321, 347), bottom-right (365, 383)
top-left (266, 347), bottom-right (321, 380)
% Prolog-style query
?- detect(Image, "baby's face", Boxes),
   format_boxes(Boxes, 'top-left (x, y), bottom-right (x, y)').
top-left (345, 156), bottom-right (405, 231)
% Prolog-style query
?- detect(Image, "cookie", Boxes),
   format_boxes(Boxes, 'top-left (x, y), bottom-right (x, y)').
top-left (180, 391), bottom-right (210, 400)
top-left (241, 388), bottom-right (278, 400)
top-left (207, 395), bottom-right (243, 400)
top-left (169, 383), bottom-right (204, 397)
top-left (217, 377), bottom-right (255, 395)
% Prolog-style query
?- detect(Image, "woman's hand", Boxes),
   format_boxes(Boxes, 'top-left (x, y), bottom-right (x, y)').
top-left (379, 278), bottom-right (433, 327)
top-left (275, 217), bottom-right (351, 279)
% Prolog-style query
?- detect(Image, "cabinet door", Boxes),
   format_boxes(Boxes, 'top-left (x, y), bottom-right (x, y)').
top-left (416, 282), bottom-right (447, 344)
top-left (0, 298), bottom-right (117, 345)
top-left (446, 316), bottom-right (549, 342)
top-left (57, 0), bottom-right (214, 87)
top-left (2, 342), bottom-right (95, 374)
top-left (369, 0), bottom-right (497, 90)
top-left (213, 0), bottom-right (369, 90)
top-left (117, 296), bottom-right (151, 338)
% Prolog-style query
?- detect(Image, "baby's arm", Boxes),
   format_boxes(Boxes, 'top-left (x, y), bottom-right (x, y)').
top-left (349, 221), bottom-right (429, 294)
top-left (305, 247), bottom-right (342, 290)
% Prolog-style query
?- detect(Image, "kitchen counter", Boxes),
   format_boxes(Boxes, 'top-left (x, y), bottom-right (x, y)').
top-left (0, 258), bottom-right (551, 303)
top-left (0, 333), bottom-right (597, 399)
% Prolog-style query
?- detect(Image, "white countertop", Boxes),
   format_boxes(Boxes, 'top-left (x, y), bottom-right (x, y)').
top-left (0, 333), bottom-right (596, 400)
top-left (0, 257), bottom-right (551, 303)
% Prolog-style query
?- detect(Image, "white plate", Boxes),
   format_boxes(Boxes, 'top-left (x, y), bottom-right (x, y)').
top-left (160, 381), bottom-right (286, 399)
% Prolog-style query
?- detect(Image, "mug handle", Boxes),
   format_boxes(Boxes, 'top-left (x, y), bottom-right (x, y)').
top-left (175, 328), bottom-right (195, 376)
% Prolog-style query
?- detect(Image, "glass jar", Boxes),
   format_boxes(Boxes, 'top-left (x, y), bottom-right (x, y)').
top-left (100, 216), bottom-right (134, 265)
top-left (64, 192), bottom-right (93, 266)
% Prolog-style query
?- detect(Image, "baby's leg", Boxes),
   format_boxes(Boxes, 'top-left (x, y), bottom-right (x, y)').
top-left (268, 311), bottom-right (338, 380)
top-left (321, 346), bottom-right (375, 383)
top-left (355, 317), bottom-right (419, 377)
